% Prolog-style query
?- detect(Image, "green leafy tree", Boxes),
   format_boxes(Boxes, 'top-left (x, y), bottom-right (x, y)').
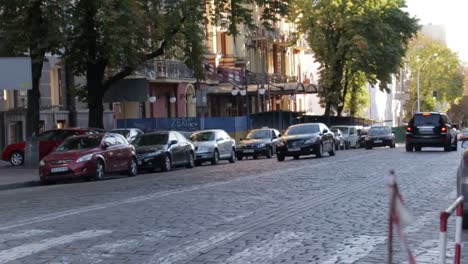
top-left (66, 0), bottom-right (291, 128)
top-left (292, 0), bottom-right (418, 117)
top-left (0, 0), bottom-right (66, 136)
top-left (405, 35), bottom-right (464, 117)
top-left (342, 71), bottom-right (369, 117)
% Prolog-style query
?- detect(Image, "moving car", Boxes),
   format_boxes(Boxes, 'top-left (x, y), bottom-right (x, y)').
top-left (110, 128), bottom-right (143, 143)
top-left (236, 128), bottom-right (282, 160)
top-left (405, 112), bottom-right (458, 152)
top-left (457, 140), bottom-right (468, 228)
top-left (39, 133), bottom-right (137, 184)
top-left (276, 123), bottom-right (336, 161)
top-left (330, 126), bottom-right (359, 149)
top-left (331, 128), bottom-right (345, 150)
top-left (190, 129), bottom-right (236, 165)
top-left (2, 128), bottom-right (105, 166)
top-left (365, 126), bottom-right (396, 149)
top-left (134, 131), bottom-right (195, 172)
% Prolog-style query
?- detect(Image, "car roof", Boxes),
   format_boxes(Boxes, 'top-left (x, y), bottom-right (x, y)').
top-left (192, 129), bottom-right (223, 133)
top-left (67, 133), bottom-right (106, 139)
top-left (290, 123), bottom-right (322, 128)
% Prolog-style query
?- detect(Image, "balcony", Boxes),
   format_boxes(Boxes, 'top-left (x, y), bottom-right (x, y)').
top-left (138, 60), bottom-right (194, 81)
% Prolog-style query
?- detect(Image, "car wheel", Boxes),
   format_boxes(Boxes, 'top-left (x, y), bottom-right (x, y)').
top-left (277, 154), bottom-right (285, 162)
top-left (9, 152), bottom-right (24, 166)
top-left (211, 149), bottom-right (219, 165)
top-left (127, 158), bottom-right (138, 177)
top-left (316, 144), bottom-right (323, 158)
top-left (229, 148), bottom-right (236, 163)
top-left (94, 159), bottom-right (105, 180)
top-left (161, 154), bottom-right (172, 172)
top-left (266, 147), bottom-right (273, 159)
top-left (444, 143), bottom-right (451, 152)
top-left (253, 155), bottom-right (258, 160)
top-left (186, 152), bottom-right (195, 168)
top-left (236, 154), bottom-right (243, 161)
top-left (415, 146), bottom-right (422, 152)
top-left (329, 142), bottom-right (336, 156)
top-left (195, 161), bottom-right (202, 166)
top-left (345, 142), bottom-right (350, 150)
top-left (405, 144), bottom-right (413, 152)
top-left (390, 142), bottom-right (396, 148)
top-left (293, 155), bottom-right (300, 160)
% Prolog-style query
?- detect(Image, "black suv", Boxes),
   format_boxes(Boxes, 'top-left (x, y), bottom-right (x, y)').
top-left (406, 112), bottom-right (458, 152)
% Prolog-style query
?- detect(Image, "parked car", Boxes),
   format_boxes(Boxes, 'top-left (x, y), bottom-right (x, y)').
top-left (177, 131), bottom-right (193, 140)
top-left (276, 123), bottom-right (336, 161)
top-left (457, 140), bottom-right (468, 228)
top-left (110, 128), bottom-right (144, 143)
top-left (405, 112), bottom-right (458, 152)
top-left (330, 126), bottom-right (359, 149)
top-left (2, 128), bottom-right (105, 167)
top-left (134, 131), bottom-right (195, 172)
top-left (330, 128), bottom-right (345, 150)
top-left (189, 129), bottom-right (236, 165)
top-left (459, 128), bottom-right (468, 141)
top-left (364, 126), bottom-right (396, 149)
top-left (236, 128), bottom-right (282, 160)
top-left (39, 133), bottom-right (137, 184)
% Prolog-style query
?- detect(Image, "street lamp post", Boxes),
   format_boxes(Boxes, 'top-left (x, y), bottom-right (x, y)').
top-left (416, 53), bottom-right (438, 112)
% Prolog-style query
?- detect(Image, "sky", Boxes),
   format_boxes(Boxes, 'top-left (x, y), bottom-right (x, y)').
top-left (404, 0), bottom-right (468, 62)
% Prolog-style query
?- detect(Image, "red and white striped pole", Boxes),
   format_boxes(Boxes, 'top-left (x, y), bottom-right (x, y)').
top-left (438, 196), bottom-right (463, 264)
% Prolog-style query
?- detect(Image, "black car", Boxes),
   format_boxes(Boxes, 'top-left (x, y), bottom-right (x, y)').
top-left (365, 126), bottom-right (396, 149)
top-left (110, 128), bottom-right (144, 143)
top-left (276, 123), bottom-right (336, 161)
top-left (236, 128), bottom-right (282, 160)
top-left (133, 131), bottom-right (195, 172)
top-left (406, 112), bottom-right (458, 152)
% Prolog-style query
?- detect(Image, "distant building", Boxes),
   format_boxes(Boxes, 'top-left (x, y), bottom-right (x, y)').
top-left (420, 24), bottom-right (447, 44)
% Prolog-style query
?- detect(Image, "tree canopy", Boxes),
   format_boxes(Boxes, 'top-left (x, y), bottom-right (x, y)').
top-left (292, 0), bottom-right (419, 117)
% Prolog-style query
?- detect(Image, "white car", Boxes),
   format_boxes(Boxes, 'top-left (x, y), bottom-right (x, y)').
top-left (330, 126), bottom-right (359, 149)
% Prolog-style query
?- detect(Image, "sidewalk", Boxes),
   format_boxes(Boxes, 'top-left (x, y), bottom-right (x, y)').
top-left (0, 161), bottom-right (40, 190)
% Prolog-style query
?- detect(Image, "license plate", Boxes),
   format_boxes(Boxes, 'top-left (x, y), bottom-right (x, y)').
top-left (288, 147), bottom-right (301, 152)
top-left (51, 167), bottom-right (68, 173)
top-left (374, 140), bottom-right (383, 143)
top-left (243, 149), bottom-right (254, 153)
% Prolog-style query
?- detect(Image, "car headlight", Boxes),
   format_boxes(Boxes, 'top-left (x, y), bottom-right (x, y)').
top-left (147, 150), bottom-right (164, 157)
top-left (76, 154), bottom-right (93, 163)
top-left (197, 145), bottom-right (210, 152)
top-left (257, 143), bottom-right (266, 148)
top-left (39, 160), bottom-right (45, 166)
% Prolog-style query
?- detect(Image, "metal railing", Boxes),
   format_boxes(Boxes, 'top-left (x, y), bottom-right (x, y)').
top-left (439, 196), bottom-right (464, 264)
top-left (138, 60), bottom-right (194, 80)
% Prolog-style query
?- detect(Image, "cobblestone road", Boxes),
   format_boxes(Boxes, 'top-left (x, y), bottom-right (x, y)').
top-left (0, 146), bottom-right (464, 263)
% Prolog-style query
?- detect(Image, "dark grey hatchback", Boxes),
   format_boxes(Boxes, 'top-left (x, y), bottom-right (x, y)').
top-left (405, 112), bottom-right (458, 152)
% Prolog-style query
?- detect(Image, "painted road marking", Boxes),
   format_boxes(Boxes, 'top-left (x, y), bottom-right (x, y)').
top-left (0, 229), bottom-right (52, 242)
top-left (0, 230), bottom-right (112, 264)
top-left (147, 232), bottom-right (240, 264)
top-left (224, 232), bottom-right (302, 264)
top-left (410, 239), bottom-right (455, 264)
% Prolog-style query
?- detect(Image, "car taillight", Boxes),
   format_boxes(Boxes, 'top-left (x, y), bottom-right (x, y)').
top-left (406, 127), bottom-right (412, 132)
top-left (441, 127), bottom-right (447, 132)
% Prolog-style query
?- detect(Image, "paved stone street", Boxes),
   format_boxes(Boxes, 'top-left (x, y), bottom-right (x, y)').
top-left (0, 146), bottom-right (464, 263)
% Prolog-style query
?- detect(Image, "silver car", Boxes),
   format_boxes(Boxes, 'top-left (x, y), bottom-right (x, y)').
top-left (189, 129), bottom-right (236, 166)
top-left (457, 140), bottom-right (468, 229)
top-left (330, 126), bottom-right (359, 149)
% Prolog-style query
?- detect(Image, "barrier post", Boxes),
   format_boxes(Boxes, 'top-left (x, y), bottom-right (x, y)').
top-left (438, 196), bottom-right (463, 264)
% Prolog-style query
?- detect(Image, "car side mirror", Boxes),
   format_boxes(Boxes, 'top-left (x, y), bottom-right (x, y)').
top-left (102, 142), bottom-right (110, 150)
top-left (216, 138), bottom-right (223, 142)
top-left (169, 140), bottom-right (178, 146)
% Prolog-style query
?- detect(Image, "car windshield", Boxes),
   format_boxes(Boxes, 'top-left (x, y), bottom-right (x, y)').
top-left (133, 134), bottom-right (168, 146)
top-left (368, 127), bottom-right (391, 136)
top-left (287, 124), bottom-right (320, 135)
top-left (413, 114), bottom-right (441, 126)
top-left (190, 132), bottom-right (215, 142)
top-left (246, 130), bottom-right (271, 139)
top-left (332, 127), bottom-right (349, 135)
top-left (111, 129), bottom-right (130, 137)
top-left (56, 136), bottom-right (102, 151)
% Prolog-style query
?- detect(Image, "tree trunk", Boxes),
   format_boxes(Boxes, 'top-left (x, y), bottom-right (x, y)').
top-left (86, 63), bottom-right (106, 128)
top-left (65, 62), bottom-right (77, 127)
top-left (26, 58), bottom-right (44, 137)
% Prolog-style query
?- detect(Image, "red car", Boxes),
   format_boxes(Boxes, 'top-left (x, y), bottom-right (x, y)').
top-left (2, 128), bottom-right (104, 166)
top-left (39, 133), bottom-right (137, 184)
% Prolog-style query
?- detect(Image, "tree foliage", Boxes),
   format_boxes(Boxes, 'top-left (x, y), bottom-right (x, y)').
top-left (404, 35), bottom-right (464, 116)
top-left (0, 0), bottom-right (67, 137)
top-left (292, 0), bottom-right (419, 117)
